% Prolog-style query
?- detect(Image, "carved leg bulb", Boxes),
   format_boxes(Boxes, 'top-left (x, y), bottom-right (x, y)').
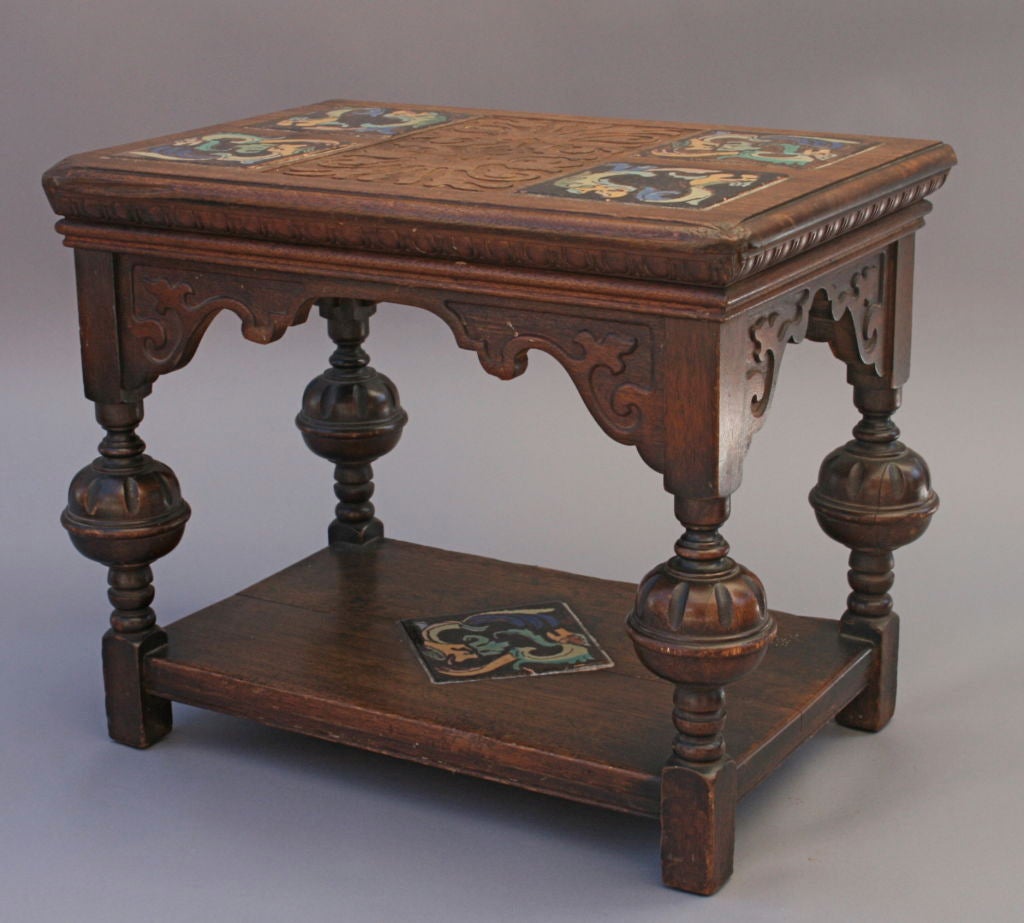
top-left (296, 299), bottom-right (407, 546)
top-left (61, 400), bottom-right (190, 747)
top-left (810, 385), bottom-right (938, 731)
top-left (627, 498), bottom-right (775, 895)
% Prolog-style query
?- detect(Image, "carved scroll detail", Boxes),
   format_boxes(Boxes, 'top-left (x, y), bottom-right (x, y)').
top-left (272, 116), bottom-right (683, 191)
top-left (809, 261), bottom-right (886, 375)
top-left (442, 301), bottom-right (659, 447)
top-left (745, 252), bottom-right (888, 433)
top-left (122, 265), bottom-right (316, 389)
top-left (746, 295), bottom-right (811, 420)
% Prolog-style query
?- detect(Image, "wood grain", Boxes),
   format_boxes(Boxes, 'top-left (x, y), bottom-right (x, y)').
top-left (143, 540), bottom-right (871, 816)
top-left (48, 98), bottom-right (950, 894)
top-left (42, 98), bottom-right (955, 286)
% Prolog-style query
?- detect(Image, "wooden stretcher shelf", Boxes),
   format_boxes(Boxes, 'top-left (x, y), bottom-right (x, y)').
top-left (144, 539), bottom-right (873, 818)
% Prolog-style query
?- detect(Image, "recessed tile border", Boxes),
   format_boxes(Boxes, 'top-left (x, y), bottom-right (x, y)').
top-left (521, 162), bottom-right (786, 209)
top-left (402, 601), bottom-right (614, 684)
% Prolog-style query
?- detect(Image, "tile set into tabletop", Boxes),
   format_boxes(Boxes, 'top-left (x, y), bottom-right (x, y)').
top-left (47, 98), bottom-right (952, 289)
top-left (119, 103), bottom-right (874, 209)
top-left (45, 98), bottom-right (953, 896)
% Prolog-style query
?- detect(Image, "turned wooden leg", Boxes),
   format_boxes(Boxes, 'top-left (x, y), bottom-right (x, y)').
top-left (296, 299), bottom-right (407, 546)
top-left (61, 400), bottom-right (190, 747)
top-left (627, 497), bottom-right (775, 895)
top-left (810, 385), bottom-right (938, 731)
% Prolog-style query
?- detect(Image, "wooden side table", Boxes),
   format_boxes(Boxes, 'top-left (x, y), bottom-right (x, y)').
top-left (44, 101), bottom-right (953, 894)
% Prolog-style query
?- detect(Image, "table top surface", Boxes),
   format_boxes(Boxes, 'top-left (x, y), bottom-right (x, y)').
top-left (44, 98), bottom-right (955, 287)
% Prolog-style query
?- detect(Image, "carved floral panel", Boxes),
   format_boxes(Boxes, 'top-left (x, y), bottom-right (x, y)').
top-left (744, 251), bottom-right (888, 428)
top-left (442, 301), bottom-right (660, 449)
top-left (270, 116), bottom-right (684, 190)
top-left (121, 263), bottom-right (317, 389)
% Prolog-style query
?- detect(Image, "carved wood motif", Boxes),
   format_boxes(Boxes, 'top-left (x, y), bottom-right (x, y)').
top-left (47, 97), bottom-right (956, 901)
top-left (746, 295), bottom-right (811, 420)
top-left (442, 301), bottom-right (660, 449)
top-left (807, 259), bottom-right (887, 376)
top-left (51, 173), bottom-right (944, 288)
top-left (272, 116), bottom-right (683, 191)
top-left (745, 251), bottom-right (888, 433)
top-left (122, 264), bottom-right (317, 389)
top-left (735, 173), bottom-right (945, 277)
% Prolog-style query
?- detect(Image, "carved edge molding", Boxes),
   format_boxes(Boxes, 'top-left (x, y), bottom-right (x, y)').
top-left (442, 300), bottom-right (661, 452)
top-left (121, 263), bottom-right (317, 390)
top-left (736, 173), bottom-right (945, 279)
top-left (73, 196), bottom-right (723, 283)
top-left (55, 173), bottom-right (946, 288)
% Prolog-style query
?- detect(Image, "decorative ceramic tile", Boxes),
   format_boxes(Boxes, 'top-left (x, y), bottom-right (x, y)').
top-left (126, 132), bottom-right (340, 166)
top-left (254, 105), bottom-right (465, 137)
top-left (402, 602), bottom-right (614, 684)
top-left (523, 163), bottom-right (784, 209)
top-left (647, 131), bottom-right (872, 168)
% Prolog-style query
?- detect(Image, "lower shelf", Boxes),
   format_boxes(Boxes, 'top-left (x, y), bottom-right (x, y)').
top-left (144, 539), bottom-right (872, 817)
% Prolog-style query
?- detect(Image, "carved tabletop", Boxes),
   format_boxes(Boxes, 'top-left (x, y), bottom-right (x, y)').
top-left (44, 99), bottom-right (952, 287)
top-left (44, 99), bottom-right (954, 896)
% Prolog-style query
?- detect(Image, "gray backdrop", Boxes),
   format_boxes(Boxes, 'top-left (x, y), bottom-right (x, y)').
top-left (2, 2), bottom-right (1021, 920)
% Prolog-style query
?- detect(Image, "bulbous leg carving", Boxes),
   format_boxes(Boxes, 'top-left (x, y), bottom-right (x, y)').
top-left (810, 386), bottom-right (938, 730)
top-left (296, 299), bottom-right (407, 546)
top-left (627, 498), bottom-right (775, 894)
top-left (62, 400), bottom-right (190, 747)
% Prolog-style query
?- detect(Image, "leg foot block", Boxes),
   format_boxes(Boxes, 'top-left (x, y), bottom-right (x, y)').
top-left (837, 612), bottom-right (899, 732)
top-left (102, 628), bottom-right (172, 748)
top-left (660, 759), bottom-right (737, 895)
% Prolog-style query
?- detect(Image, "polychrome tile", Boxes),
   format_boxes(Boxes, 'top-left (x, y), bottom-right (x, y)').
top-left (648, 131), bottom-right (873, 168)
top-left (254, 105), bottom-right (465, 137)
top-left (523, 162), bottom-right (785, 209)
top-left (126, 132), bottom-right (340, 166)
top-left (402, 602), bottom-right (614, 684)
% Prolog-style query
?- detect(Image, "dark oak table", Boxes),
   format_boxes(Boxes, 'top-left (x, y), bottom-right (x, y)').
top-left (44, 100), bottom-right (953, 894)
